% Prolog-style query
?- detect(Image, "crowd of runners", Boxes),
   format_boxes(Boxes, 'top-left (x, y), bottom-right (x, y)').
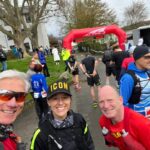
top-left (0, 40), bottom-right (150, 150)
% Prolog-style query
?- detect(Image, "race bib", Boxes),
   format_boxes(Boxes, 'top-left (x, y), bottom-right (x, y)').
top-left (34, 92), bottom-right (40, 98)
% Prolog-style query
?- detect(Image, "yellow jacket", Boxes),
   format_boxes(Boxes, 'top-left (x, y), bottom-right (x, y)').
top-left (61, 49), bottom-right (70, 61)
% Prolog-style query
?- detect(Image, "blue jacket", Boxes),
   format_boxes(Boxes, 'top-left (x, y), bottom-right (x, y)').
top-left (38, 51), bottom-right (46, 64)
top-left (31, 73), bottom-right (48, 98)
top-left (120, 62), bottom-right (150, 116)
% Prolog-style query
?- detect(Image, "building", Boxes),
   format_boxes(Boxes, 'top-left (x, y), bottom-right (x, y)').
top-left (126, 25), bottom-right (150, 47)
top-left (0, 8), bottom-right (50, 52)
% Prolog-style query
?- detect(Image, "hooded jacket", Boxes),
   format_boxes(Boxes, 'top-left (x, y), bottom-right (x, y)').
top-left (120, 62), bottom-right (150, 116)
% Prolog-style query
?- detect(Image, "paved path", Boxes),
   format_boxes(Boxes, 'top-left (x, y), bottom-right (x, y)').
top-left (14, 54), bottom-right (116, 150)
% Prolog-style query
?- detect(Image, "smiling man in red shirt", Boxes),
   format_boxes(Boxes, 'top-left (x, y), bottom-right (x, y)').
top-left (98, 85), bottom-right (150, 150)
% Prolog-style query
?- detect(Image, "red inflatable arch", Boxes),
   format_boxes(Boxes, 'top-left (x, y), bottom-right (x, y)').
top-left (63, 24), bottom-right (127, 52)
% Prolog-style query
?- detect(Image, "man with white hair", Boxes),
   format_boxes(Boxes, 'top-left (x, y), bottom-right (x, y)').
top-left (0, 70), bottom-right (30, 149)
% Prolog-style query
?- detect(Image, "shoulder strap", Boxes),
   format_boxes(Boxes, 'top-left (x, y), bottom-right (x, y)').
top-left (30, 128), bottom-right (41, 150)
top-left (126, 70), bottom-right (142, 104)
top-left (72, 112), bottom-right (85, 132)
top-left (126, 70), bottom-right (139, 85)
top-left (147, 72), bottom-right (150, 78)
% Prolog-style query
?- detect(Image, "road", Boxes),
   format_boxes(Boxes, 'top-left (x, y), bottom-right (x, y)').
top-left (14, 54), bottom-right (116, 150)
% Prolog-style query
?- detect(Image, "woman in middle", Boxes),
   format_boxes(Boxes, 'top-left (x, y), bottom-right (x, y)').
top-left (30, 80), bottom-right (95, 150)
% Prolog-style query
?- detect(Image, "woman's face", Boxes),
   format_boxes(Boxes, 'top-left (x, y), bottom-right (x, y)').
top-left (47, 93), bottom-right (71, 120)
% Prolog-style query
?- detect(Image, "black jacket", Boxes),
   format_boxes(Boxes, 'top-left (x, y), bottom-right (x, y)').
top-left (30, 111), bottom-right (95, 150)
top-left (0, 49), bottom-right (7, 61)
top-left (112, 51), bottom-right (129, 70)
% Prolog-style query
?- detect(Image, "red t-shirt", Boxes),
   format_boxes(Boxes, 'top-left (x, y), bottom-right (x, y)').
top-left (99, 107), bottom-right (150, 150)
top-left (121, 56), bottom-right (134, 69)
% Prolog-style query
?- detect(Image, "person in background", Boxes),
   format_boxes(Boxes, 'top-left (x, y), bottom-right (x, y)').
top-left (44, 46), bottom-right (49, 56)
top-left (112, 45), bottom-right (129, 85)
top-left (26, 51), bottom-right (41, 82)
top-left (31, 64), bottom-right (49, 120)
top-left (120, 45), bottom-right (135, 78)
top-left (18, 47), bottom-right (24, 59)
top-left (71, 40), bottom-right (78, 55)
top-left (68, 55), bottom-right (81, 90)
top-left (0, 45), bottom-right (7, 71)
top-left (30, 80), bottom-right (95, 150)
top-left (98, 85), bottom-right (150, 150)
top-left (38, 46), bottom-right (50, 77)
top-left (31, 51), bottom-right (41, 65)
top-left (102, 48), bottom-right (116, 85)
top-left (52, 45), bottom-right (60, 65)
top-left (80, 53), bottom-right (101, 108)
top-left (12, 45), bottom-right (20, 59)
top-left (61, 48), bottom-right (70, 71)
top-left (0, 70), bottom-right (30, 149)
top-left (119, 45), bottom-right (150, 117)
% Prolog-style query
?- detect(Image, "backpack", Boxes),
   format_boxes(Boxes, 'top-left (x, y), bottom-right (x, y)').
top-left (126, 70), bottom-right (150, 104)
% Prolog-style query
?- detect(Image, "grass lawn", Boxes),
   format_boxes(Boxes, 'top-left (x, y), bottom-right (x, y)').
top-left (3, 55), bottom-right (67, 101)
top-left (7, 55), bottom-right (66, 84)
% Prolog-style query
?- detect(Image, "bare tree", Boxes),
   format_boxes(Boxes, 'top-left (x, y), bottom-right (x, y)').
top-left (123, 0), bottom-right (148, 25)
top-left (56, 0), bottom-right (117, 34)
top-left (0, 0), bottom-right (57, 51)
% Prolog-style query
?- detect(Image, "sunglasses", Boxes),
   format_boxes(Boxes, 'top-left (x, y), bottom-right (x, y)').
top-left (0, 90), bottom-right (27, 103)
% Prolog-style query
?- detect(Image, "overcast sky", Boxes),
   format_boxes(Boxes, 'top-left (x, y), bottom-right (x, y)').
top-left (46, 0), bottom-right (150, 36)
top-left (102, 0), bottom-right (150, 21)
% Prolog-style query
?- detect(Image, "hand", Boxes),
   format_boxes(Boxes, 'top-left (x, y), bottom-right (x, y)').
top-left (85, 72), bottom-right (90, 78)
top-left (41, 91), bottom-right (47, 98)
top-left (92, 70), bottom-right (97, 76)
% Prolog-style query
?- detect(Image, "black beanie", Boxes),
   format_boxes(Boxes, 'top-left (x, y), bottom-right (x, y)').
top-left (133, 45), bottom-right (150, 61)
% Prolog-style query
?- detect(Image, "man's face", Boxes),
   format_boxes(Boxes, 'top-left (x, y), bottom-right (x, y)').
top-left (98, 86), bottom-right (123, 121)
top-left (0, 78), bottom-right (26, 125)
top-left (47, 93), bottom-right (71, 120)
top-left (136, 53), bottom-right (150, 70)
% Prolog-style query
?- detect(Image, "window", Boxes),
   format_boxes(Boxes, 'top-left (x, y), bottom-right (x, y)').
top-left (24, 42), bottom-right (30, 51)
top-left (25, 14), bottom-right (31, 23)
top-left (7, 31), bottom-right (13, 40)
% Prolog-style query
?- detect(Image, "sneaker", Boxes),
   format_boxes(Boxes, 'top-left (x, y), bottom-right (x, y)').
top-left (92, 101), bottom-right (98, 108)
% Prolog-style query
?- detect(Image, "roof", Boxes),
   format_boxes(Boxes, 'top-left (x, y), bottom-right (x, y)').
top-left (137, 25), bottom-right (150, 30)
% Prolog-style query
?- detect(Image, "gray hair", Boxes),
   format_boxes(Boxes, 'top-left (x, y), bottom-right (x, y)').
top-left (0, 70), bottom-right (30, 93)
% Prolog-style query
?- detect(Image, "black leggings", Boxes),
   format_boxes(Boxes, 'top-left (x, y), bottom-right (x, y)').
top-left (34, 98), bottom-right (49, 120)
